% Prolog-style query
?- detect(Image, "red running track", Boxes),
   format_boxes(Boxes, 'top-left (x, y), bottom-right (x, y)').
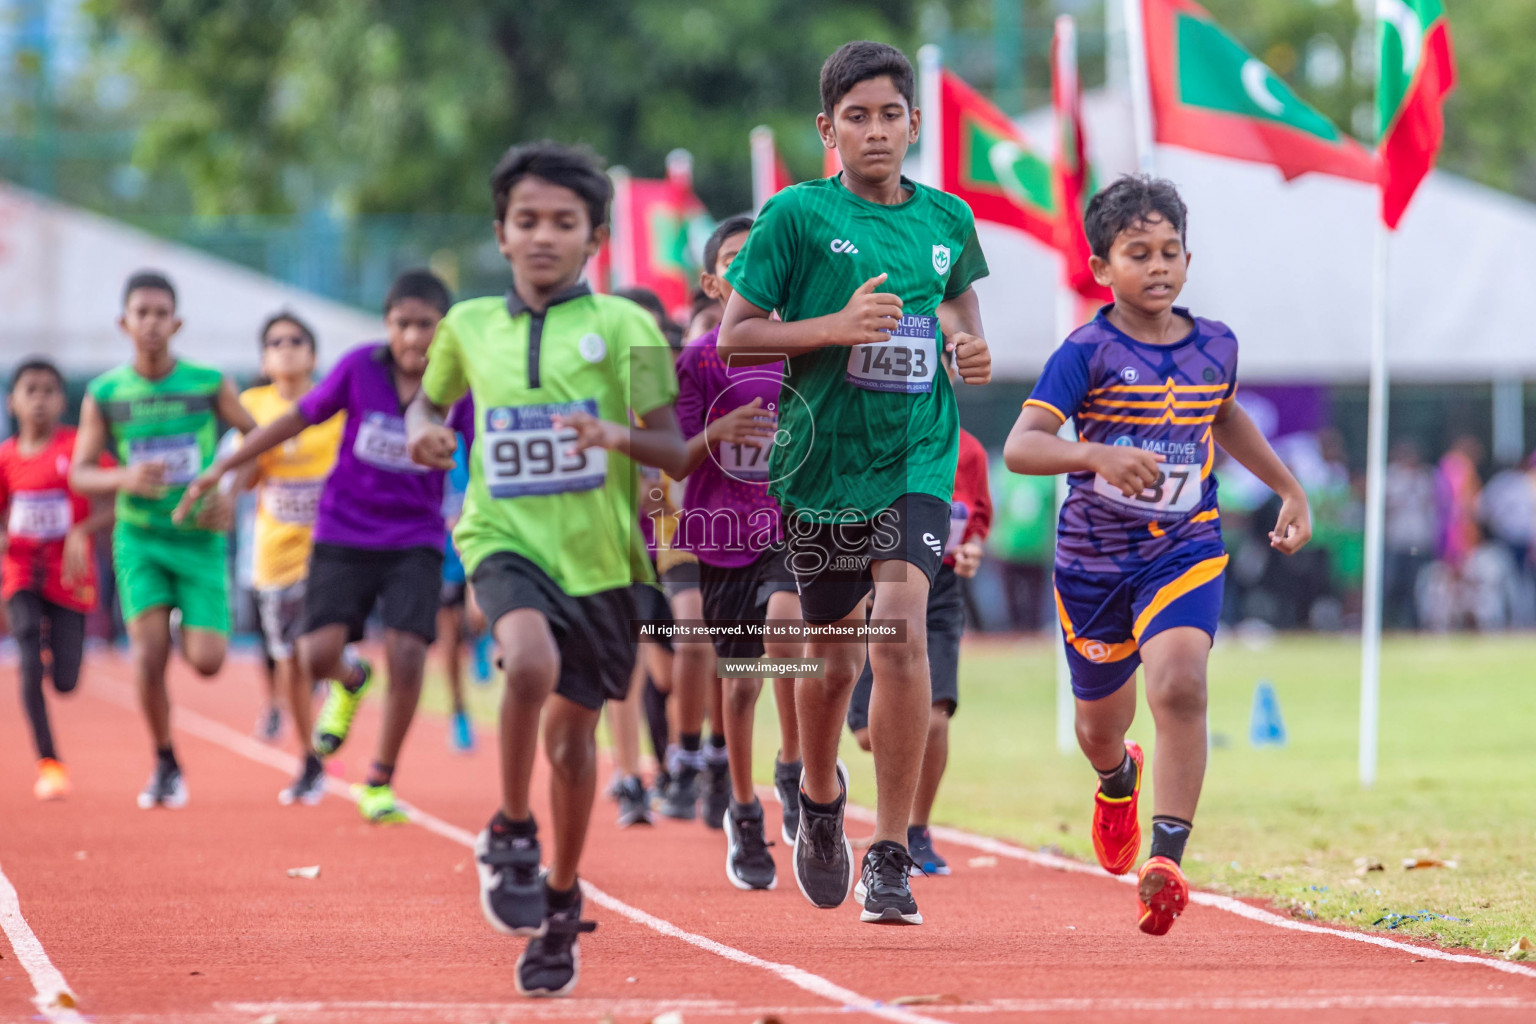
top-left (2, 650), bottom-right (1535, 1023)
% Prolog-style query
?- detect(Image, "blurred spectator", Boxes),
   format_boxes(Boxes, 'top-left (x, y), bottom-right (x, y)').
top-left (1383, 439), bottom-right (1437, 629)
top-left (986, 456), bottom-right (1055, 631)
top-left (615, 286), bottom-right (684, 349)
top-left (1435, 435), bottom-right (1483, 571)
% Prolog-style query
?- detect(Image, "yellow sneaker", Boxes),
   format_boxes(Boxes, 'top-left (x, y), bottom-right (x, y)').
top-left (34, 759), bottom-right (70, 801)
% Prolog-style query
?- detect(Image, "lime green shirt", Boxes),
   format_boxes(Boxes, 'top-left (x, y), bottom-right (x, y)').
top-left (724, 175), bottom-right (988, 520)
top-left (421, 284), bottom-right (679, 596)
top-left (87, 360), bottom-right (224, 533)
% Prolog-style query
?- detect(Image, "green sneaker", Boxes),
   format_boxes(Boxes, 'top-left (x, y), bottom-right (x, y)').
top-left (313, 660), bottom-right (371, 757)
top-left (352, 782), bottom-right (408, 824)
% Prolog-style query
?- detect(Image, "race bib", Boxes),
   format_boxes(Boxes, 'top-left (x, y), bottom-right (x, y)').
top-left (1091, 439), bottom-right (1203, 516)
top-left (718, 440), bottom-right (770, 482)
top-left (8, 490), bottom-right (73, 540)
top-left (127, 434), bottom-right (201, 485)
top-left (481, 400), bottom-right (607, 498)
top-left (944, 501), bottom-right (969, 557)
top-left (261, 477), bottom-right (324, 525)
top-left (354, 413), bottom-right (425, 474)
top-left (845, 315), bottom-right (938, 394)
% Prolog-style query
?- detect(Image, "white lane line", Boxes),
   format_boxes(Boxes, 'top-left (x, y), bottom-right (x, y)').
top-left (0, 858), bottom-right (84, 1023)
top-left (837, 802), bottom-right (1536, 982)
top-left (89, 680), bottom-right (953, 1024)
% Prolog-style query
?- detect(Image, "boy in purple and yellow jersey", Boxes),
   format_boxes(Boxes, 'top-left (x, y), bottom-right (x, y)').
top-left (1004, 176), bottom-right (1310, 936)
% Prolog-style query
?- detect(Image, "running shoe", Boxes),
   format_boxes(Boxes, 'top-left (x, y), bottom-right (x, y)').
top-left (792, 760), bottom-right (852, 909)
top-left (1137, 855), bottom-right (1190, 936)
top-left (774, 757), bottom-right (802, 844)
top-left (352, 782), bottom-right (408, 824)
top-left (254, 702), bottom-right (283, 743)
top-left (906, 825), bottom-right (949, 876)
top-left (615, 776), bottom-right (653, 828)
top-left (137, 762), bottom-right (187, 810)
top-left (313, 659), bottom-right (372, 757)
top-left (472, 633), bottom-right (494, 685)
top-left (516, 885), bottom-right (597, 997)
top-left (725, 798), bottom-right (776, 890)
top-left (658, 763), bottom-right (700, 821)
top-left (449, 710), bottom-right (475, 754)
top-left (702, 747), bottom-right (730, 829)
top-left (855, 840), bottom-right (923, 924)
top-left (278, 754), bottom-right (326, 806)
top-left (1092, 740), bottom-right (1144, 876)
top-left (33, 759), bottom-right (69, 801)
top-left (476, 823), bottom-right (547, 936)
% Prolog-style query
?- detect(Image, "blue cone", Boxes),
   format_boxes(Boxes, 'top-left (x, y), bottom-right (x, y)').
top-left (1249, 680), bottom-right (1287, 747)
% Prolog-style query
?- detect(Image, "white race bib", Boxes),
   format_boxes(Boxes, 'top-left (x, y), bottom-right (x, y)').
top-left (354, 413), bottom-right (425, 474)
top-left (261, 477), bottom-right (324, 525)
top-left (127, 434), bottom-right (201, 485)
top-left (718, 440), bottom-right (770, 481)
top-left (944, 501), bottom-right (969, 557)
top-left (1092, 439), bottom-right (1203, 516)
top-left (8, 490), bottom-right (73, 540)
top-left (845, 314), bottom-right (938, 394)
top-left (481, 400), bottom-right (607, 498)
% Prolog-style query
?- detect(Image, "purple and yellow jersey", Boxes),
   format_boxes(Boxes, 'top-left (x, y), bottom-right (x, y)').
top-left (1025, 307), bottom-right (1238, 574)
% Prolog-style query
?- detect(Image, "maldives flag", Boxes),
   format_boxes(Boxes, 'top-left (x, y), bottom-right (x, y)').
top-left (937, 68), bottom-right (1056, 247)
top-left (1376, 0), bottom-right (1456, 229)
top-left (750, 126), bottom-right (796, 212)
top-left (1143, 0), bottom-right (1374, 182)
top-left (609, 157), bottom-right (708, 321)
top-left (1052, 16), bottom-right (1112, 304)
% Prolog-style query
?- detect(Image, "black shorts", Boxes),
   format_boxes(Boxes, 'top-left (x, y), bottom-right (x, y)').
top-left (698, 546), bottom-right (799, 659)
top-left (785, 493), bottom-right (952, 625)
top-left (632, 580), bottom-right (674, 653)
top-left (304, 543), bottom-right (443, 644)
top-left (846, 564), bottom-right (964, 732)
top-left (440, 581), bottom-right (467, 609)
top-left (472, 552), bottom-right (637, 711)
top-left (659, 560), bottom-right (700, 599)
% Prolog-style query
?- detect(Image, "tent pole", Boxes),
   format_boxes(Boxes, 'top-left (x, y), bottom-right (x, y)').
top-left (1359, 219), bottom-right (1390, 789)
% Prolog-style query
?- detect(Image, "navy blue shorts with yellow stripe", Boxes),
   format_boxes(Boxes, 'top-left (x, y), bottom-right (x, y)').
top-left (1053, 543), bottom-right (1228, 702)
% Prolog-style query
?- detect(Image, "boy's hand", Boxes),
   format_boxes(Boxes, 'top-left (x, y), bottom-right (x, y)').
top-left (61, 527), bottom-right (92, 586)
top-left (705, 398), bottom-right (777, 449)
top-left (952, 539), bottom-right (984, 579)
top-left (122, 461), bottom-right (168, 499)
top-left (1269, 492), bottom-right (1312, 554)
top-left (947, 332), bottom-right (991, 385)
top-left (194, 491), bottom-right (235, 532)
top-left (409, 424), bottom-right (458, 471)
top-left (1089, 443), bottom-right (1165, 498)
top-left (835, 274), bottom-right (904, 346)
top-left (553, 411), bottom-right (622, 454)
top-left (171, 466), bottom-right (221, 524)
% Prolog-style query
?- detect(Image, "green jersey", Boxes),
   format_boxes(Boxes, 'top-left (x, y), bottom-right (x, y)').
top-left (724, 175), bottom-right (988, 519)
top-left (421, 283), bottom-right (679, 596)
top-left (87, 360), bottom-right (224, 533)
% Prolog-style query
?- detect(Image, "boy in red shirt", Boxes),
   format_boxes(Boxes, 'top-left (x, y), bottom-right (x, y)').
top-left (1, 359), bottom-right (113, 800)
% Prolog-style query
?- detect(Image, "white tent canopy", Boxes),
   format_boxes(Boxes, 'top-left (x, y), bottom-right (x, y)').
top-left (0, 183), bottom-right (379, 377)
top-left (974, 91), bottom-right (1536, 383)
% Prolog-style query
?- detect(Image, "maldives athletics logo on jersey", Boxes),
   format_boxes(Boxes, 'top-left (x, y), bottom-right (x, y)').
top-left (1376, 0), bottom-right (1456, 229)
top-left (938, 69), bottom-right (1057, 247)
top-left (1142, 0), bottom-right (1374, 182)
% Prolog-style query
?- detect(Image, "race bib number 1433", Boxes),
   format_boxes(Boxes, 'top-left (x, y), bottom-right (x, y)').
top-left (845, 314), bottom-right (938, 394)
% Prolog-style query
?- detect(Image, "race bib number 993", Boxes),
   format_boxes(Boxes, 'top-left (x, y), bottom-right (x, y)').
top-left (481, 399), bottom-right (607, 498)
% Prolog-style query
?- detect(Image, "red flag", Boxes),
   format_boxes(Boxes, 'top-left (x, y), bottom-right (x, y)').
top-left (609, 158), bottom-right (706, 322)
top-left (750, 126), bottom-right (795, 211)
top-left (1376, 0), bottom-right (1456, 229)
top-left (936, 68), bottom-right (1057, 247)
top-left (1142, 0), bottom-right (1375, 182)
top-left (1052, 16), bottom-right (1112, 304)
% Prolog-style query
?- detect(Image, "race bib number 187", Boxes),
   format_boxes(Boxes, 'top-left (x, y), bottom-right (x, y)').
top-left (481, 399), bottom-right (607, 498)
top-left (1092, 448), bottom-right (1203, 516)
top-left (845, 314), bottom-right (938, 394)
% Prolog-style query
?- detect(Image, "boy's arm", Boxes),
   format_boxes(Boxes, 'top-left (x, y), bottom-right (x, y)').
top-left (216, 378), bottom-right (258, 434)
top-left (718, 274), bottom-right (904, 365)
top-left (172, 408), bottom-right (310, 522)
top-left (556, 404), bottom-right (688, 481)
top-left (1003, 405), bottom-right (1163, 497)
top-left (1211, 399), bottom-right (1311, 554)
top-left (70, 395), bottom-right (161, 497)
top-left (938, 287), bottom-right (990, 386)
top-left (61, 496), bottom-right (115, 586)
top-left (677, 400), bottom-right (775, 479)
top-left (405, 390), bottom-right (459, 471)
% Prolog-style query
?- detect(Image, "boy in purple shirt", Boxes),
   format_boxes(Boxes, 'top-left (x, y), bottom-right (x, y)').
top-left (673, 215), bottom-right (805, 889)
top-left (181, 270), bottom-right (457, 820)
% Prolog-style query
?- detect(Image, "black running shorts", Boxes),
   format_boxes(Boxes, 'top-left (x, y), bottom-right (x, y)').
top-left (304, 543), bottom-right (444, 645)
top-left (698, 546), bottom-right (798, 659)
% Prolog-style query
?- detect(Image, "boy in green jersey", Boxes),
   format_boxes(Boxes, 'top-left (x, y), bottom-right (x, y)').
top-left (406, 142), bottom-right (686, 998)
top-left (719, 41), bottom-right (992, 925)
top-left (71, 271), bottom-right (256, 809)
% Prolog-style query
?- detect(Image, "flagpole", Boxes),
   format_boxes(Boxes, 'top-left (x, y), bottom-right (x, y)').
top-left (1054, 286), bottom-right (1077, 755)
top-left (1123, 0), bottom-right (1156, 174)
top-left (1359, 219), bottom-right (1390, 788)
top-left (750, 126), bottom-right (774, 214)
top-left (919, 44), bottom-right (942, 188)
top-left (609, 166), bottom-right (634, 288)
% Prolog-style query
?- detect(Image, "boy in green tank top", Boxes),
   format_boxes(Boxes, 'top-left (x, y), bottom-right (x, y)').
top-left (719, 41), bottom-right (993, 926)
top-left (71, 271), bottom-right (256, 810)
top-left (407, 142), bottom-right (686, 998)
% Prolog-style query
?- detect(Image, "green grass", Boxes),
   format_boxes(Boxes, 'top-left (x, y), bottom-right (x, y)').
top-left (421, 634), bottom-right (1536, 955)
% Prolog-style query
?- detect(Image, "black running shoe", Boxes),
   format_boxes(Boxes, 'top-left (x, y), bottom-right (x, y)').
top-left (702, 751), bottom-right (730, 830)
top-left (476, 822), bottom-right (546, 936)
top-left (774, 757), bottom-right (802, 844)
top-left (792, 760), bottom-right (852, 909)
top-left (136, 761), bottom-right (187, 810)
top-left (907, 825), bottom-right (950, 876)
top-left (254, 702), bottom-right (283, 743)
top-left (615, 776), bottom-right (653, 829)
top-left (515, 886), bottom-right (597, 998)
top-left (658, 764), bottom-right (699, 820)
top-left (855, 840), bottom-right (923, 924)
top-left (278, 754), bottom-right (326, 806)
top-left (725, 799), bottom-right (777, 890)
